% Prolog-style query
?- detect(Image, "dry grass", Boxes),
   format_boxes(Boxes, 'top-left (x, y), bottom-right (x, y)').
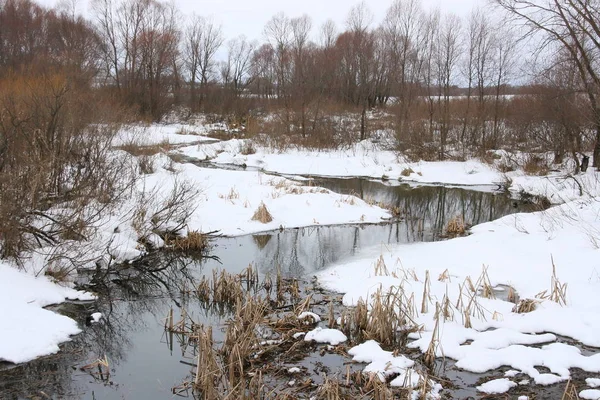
top-left (240, 141), bottom-right (256, 155)
top-left (138, 155), bottom-right (155, 174)
top-left (512, 298), bottom-right (539, 313)
top-left (169, 230), bottom-right (208, 252)
top-left (118, 140), bottom-right (175, 157)
top-left (523, 154), bottom-right (550, 176)
top-left (44, 264), bottom-right (72, 282)
top-left (561, 379), bottom-right (580, 400)
top-left (219, 187), bottom-right (240, 201)
top-left (252, 202), bottom-right (274, 223)
top-left (446, 215), bottom-right (467, 236)
top-left (400, 168), bottom-right (414, 177)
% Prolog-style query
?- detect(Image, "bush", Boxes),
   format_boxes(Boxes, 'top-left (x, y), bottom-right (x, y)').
top-left (0, 68), bottom-right (132, 262)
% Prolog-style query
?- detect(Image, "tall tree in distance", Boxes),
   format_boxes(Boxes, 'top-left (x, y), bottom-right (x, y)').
top-left (183, 15), bottom-right (223, 111)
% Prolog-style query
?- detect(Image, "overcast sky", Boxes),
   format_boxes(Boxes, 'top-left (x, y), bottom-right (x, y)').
top-left (39, 0), bottom-right (485, 42)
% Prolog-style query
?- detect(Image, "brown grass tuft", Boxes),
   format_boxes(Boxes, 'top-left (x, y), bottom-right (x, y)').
top-left (401, 168), bottom-right (414, 177)
top-left (446, 215), bottom-right (466, 236)
top-left (170, 230), bottom-right (207, 252)
top-left (251, 202), bottom-right (273, 223)
top-left (512, 298), bottom-right (538, 313)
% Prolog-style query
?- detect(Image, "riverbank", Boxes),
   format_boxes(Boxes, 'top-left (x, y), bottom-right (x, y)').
top-left (2, 122), bottom-right (599, 399)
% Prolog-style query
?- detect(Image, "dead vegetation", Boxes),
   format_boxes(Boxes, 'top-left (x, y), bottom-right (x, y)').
top-left (252, 202), bottom-right (274, 223)
top-left (168, 230), bottom-right (208, 252)
top-left (167, 264), bottom-right (436, 399)
top-left (445, 215), bottom-right (467, 236)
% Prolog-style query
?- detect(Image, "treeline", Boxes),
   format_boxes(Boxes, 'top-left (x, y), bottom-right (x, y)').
top-left (0, 0), bottom-right (598, 166)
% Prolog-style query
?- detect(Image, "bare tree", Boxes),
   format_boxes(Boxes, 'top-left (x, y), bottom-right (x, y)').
top-left (496, 0), bottom-right (600, 166)
top-left (435, 13), bottom-right (462, 159)
top-left (222, 35), bottom-right (254, 94)
top-left (290, 14), bottom-right (312, 137)
top-left (183, 15), bottom-right (223, 111)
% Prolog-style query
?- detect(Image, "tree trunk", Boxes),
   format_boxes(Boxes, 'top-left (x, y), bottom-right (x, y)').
top-left (360, 106), bottom-right (366, 141)
top-left (594, 122), bottom-right (600, 168)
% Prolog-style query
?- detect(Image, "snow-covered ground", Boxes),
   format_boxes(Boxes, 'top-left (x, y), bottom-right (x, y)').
top-left (317, 195), bottom-right (600, 394)
top-left (175, 138), bottom-right (600, 205)
top-left (177, 139), bottom-right (504, 186)
top-left (0, 263), bottom-right (94, 363)
top-left (142, 155), bottom-right (390, 237)
top-left (5, 119), bottom-right (600, 398)
top-left (112, 123), bottom-right (219, 148)
top-left (0, 132), bottom-right (390, 364)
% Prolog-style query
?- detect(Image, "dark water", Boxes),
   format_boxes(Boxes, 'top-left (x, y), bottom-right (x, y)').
top-left (0, 178), bottom-right (537, 400)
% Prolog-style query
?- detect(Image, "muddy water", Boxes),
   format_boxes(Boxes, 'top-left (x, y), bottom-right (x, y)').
top-left (0, 178), bottom-right (548, 399)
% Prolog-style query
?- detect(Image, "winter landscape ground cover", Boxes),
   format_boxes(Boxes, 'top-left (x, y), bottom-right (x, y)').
top-left (3, 123), bottom-right (600, 398)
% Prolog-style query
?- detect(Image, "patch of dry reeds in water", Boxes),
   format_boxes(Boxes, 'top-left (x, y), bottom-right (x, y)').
top-left (168, 256), bottom-right (570, 399)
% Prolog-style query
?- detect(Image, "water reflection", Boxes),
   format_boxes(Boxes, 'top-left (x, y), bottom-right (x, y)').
top-left (0, 180), bottom-right (533, 399)
top-left (209, 182), bottom-right (532, 279)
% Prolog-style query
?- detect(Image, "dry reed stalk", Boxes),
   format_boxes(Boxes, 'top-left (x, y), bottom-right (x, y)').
top-left (421, 270), bottom-right (431, 314)
top-left (328, 301), bottom-right (335, 328)
top-left (424, 303), bottom-right (441, 369)
top-left (442, 293), bottom-right (454, 322)
top-left (561, 379), bottom-right (580, 400)
top-left (512, 298), bottom-right (539, 313)
top-left (477, 266), bottom-right (495, 300)
top-left (374, 255), bottom-right (389, 276)
top-left (251, 202), bottom-right (273, 223)
top-left (507, 286), bottom-right (518, 303)
top-left (171, 230), bottom-right (207, 251)
top-left (316, 375), bottom-right (342, 399)
top-left (438, 269), bottom-right (450, 282)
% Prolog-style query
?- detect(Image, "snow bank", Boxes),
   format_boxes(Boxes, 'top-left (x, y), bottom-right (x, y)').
top-left (177, 139), bottom-right (504, 186)
top-left (144, 158), bottom-right (389, 237)
top-left (0, 263), bottom-right (95, 363)
top-left (113, 123), bottom-right (217, 147)
top-left (317, 196), bottom-right (600, 389)
top-left (179, 139), bottom-right (600, 206)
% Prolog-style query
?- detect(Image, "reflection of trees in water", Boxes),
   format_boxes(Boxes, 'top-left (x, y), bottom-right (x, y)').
top-left (0, 253), bottom-right (212, 399)
top-left (251, 183), bottom-right (522, 278)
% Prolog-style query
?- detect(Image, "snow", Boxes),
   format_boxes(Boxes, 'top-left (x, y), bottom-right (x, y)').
top-left (0, 262), bottom-right (95, 363)
top-left (178, 138), bottom-right (600, 206)
top-left (581, 390), bottom-right (600, 400)
top-left (316, 194), bottom-right (600, 388)
top-left (178, 139), bottom-right (504, 186)
top-left (113, 123), bottom-right (217, 147)
top-left (288, 367), bottom-right (301, 373)
top-left (8, 120), bottom-right (600, 379)
top-left (90, 312), bottom-right (103, 323)
top-left (143, 157), bottom-right (390, 237)
top-left (348, 340), bottom-right (415, 383)
top-left (298, 311), bottom-right (321, 323)
top-left (476, 378), bottom-right (517, 394)
top-left (303, 327), bottom-right (347, 345)
top-left (588, 378), bottom-right (600, 388)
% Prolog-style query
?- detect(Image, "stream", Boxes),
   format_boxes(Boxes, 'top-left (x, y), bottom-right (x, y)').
top-left (0, 171), bottom-right (554, 399)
